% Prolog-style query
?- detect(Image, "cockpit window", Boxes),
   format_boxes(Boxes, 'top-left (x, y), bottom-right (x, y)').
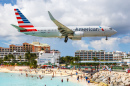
top-left (109, 28), bottom-right (112, 30)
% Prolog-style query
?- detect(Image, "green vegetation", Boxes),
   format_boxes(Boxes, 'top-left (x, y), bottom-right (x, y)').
top-left (1, 52), bottom-right (37, 68)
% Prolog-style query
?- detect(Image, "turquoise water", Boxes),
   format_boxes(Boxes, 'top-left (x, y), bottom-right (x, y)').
top-left (0, 72), bottom-right (82, 86)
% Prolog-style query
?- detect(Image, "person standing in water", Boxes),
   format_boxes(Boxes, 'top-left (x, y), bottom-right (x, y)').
top-left (67, 78), bottom-right (69, 82)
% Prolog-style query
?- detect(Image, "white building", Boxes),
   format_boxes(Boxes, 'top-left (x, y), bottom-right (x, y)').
top-left (122, 56), bottom-right (130, 67)
top-left (37, 50), bottom-right (60, 66)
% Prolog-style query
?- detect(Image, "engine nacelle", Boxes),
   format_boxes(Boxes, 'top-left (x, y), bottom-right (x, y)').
top-left (74, 31), bottom-right (84, 37)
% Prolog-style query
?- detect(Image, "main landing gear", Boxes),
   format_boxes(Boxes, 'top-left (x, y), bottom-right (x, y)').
top-left (64, 36), bottom-right (68, 43)
top-left (106, 36), bottom-right (108, 40)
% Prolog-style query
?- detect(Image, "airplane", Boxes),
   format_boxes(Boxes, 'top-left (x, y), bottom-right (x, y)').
top-left (11, 9), bottom-right (117, 43)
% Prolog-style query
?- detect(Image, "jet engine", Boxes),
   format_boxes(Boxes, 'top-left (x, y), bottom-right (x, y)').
top-left (74, 31), bottom-right (84, 37)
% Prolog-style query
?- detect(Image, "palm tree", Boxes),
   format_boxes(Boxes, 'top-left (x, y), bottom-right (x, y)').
top-left (8, 54), bottom-right (15, 63)
top-left (93, 57), bottom-right (99, 61)
top-left (18, 56), bottom-right (22, 62)
top-left (93, 57), bottom-right (99, 71)
top-left (0, 58), bottom-right (3, 65)
top-left (73, 56), bottom-right (81, 68)
top-left (64, 56), bottom-right (73, 64)
top-left (25, 52), bottom-right (37, 68)
top-left (59, 56), bottom-right (65, 64)
top-left (4, 55), bottom-right (9, 61)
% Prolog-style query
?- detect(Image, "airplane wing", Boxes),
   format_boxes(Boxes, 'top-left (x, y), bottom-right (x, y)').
top-left (48, 11), bottom-right (74, 36)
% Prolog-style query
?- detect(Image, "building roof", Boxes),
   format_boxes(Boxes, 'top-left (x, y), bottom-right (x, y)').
top-left (31, 42), bottom-right (50, 47)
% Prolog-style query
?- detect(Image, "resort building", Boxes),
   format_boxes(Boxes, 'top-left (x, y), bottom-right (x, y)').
top-left (0, 42), bottom-right (50, 52)
top-left (75, 50), bottom-right (127, 61)
top-left (122, 56), bottom-right (130, 67)
top-left (0, 52), bottom-right (39, 62)
top-left (0, 42), bottom-right (50, 59)
top-left (37, 50), bottom-right (60, 66)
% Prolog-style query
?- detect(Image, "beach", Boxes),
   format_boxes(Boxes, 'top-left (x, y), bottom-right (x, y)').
top-left (0, 66), bottom-right (97, 86)
top-left (0, 66), bottom-right (130, 86)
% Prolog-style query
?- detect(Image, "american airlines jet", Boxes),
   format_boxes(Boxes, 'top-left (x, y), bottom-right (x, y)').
top-left (11, 9), bottom-right (117, 43)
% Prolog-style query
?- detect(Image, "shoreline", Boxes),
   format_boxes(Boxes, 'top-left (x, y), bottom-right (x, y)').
top-left (0, 67), bottom-right (98, 86)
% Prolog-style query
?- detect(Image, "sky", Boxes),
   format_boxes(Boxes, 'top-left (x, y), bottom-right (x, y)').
top-left (0, 0), bottom-right (130, 56)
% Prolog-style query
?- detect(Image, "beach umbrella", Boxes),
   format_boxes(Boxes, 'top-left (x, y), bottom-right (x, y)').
top-left (43, 65), bottom-right (47, 67)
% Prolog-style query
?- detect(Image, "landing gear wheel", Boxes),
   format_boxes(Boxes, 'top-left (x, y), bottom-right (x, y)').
top-left (64, 36), bottom-right (68, 43)
top-left (106, 36), bottom-right (108, 40)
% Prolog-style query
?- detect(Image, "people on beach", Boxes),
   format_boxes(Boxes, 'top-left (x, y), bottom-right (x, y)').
top-left (87, 79), bottom-right (90, 85)
top-left (76, 71), bottom-right (78, 75)
top-left (80, 75), bottom-right (82, 81)
top-left (71, 72), bottom-right (72, 77)
top-left (108, 77), bottom-right (111, 84)
top-left (85, 76), bottom-right (88, 81)
top-left (61, 79), bottom-right (63, 82)
top-left (67, 78), bottom-right (69, 82)
top-left (77, 76), bottom-right (79, 82)
top-left (26, 73), bottom-right (28, 77)
top-left (109, 68), bottom-right (112, 73)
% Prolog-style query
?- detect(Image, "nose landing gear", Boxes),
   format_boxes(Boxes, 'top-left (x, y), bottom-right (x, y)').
top-left (106, 36), bottom-right (108, 40)
top-left (64, 36), bottom-right (68, 43)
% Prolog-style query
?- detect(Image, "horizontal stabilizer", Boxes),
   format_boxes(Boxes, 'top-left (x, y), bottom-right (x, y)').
top-left (11, 24), bottom-right (26, 30)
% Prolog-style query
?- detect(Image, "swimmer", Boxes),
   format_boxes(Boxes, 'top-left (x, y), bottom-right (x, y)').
top-left (67, 78), bottom-right (69, 82)
top-left (61, 79), bottom-right (63, 82)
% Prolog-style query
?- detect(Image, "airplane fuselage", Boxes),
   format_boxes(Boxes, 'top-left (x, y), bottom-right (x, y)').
top-left (21, 26), bottom-right (117, 38)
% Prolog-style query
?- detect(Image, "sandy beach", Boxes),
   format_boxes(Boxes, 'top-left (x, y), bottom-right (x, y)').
top-left (0, 66), bottom-right (130, 86)
top-left (0, 66), bottom-right (98, 86)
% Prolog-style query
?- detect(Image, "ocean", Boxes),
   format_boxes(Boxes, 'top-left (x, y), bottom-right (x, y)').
top-left (0, 72), bottom-right (82, 86)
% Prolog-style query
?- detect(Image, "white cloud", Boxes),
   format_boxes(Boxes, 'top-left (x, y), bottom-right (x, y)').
top-left (120, 36), bottom-right (130, 44)
top-left (90, 38), bottom-right (120, 51)
top-left (72, 40), bottom-right (89, 50)
top-left (72, 36), bottom-right (130, 51)
top-left (72, 37), bottom-right (121, 51)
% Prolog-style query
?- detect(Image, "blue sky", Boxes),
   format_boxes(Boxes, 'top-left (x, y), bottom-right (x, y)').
top-left (0, 0), bottom-right (129, 56)
top-left (0, 0), bottom-right (16, 5)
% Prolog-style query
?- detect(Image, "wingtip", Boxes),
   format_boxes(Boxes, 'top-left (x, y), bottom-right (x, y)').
top-left (48, 11), bottom-right (55, 20)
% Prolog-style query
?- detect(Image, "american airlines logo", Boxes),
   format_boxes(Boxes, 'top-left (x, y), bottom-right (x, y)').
top-left (75, 27), bottom-right (99, 31)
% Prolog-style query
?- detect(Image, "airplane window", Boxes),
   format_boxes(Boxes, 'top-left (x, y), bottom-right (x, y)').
top-left (109, 28), bottom-right (112, 30)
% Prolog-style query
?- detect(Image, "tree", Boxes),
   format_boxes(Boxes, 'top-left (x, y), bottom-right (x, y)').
top-left (0, 58), bottom-right (3, 65)
top-left (4, 55), bottom-right (9, 61)
top-left (18, 56), bottom-right (22, 62)
top-left (25, 52), bottom-right (37, 68)
top-left (73, 56), bottom-right (81, 68)
top-left (8, 54), bottom-right (15, 62)
top-left (59, 57), bottom-right (65, 64)
top-left (93, 57), bottom-right (99, 62)
top-left (93, 57), bottom-right (99, 71)
top-left (64, 56), bottom-right (73, 64)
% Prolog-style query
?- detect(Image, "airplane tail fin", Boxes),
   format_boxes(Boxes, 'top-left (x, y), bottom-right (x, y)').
top-left (14, 9), bottom-right (34, 29)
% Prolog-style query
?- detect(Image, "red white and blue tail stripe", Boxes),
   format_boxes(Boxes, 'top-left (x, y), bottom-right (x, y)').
top-left (14, 9), bottom-right (34, 28)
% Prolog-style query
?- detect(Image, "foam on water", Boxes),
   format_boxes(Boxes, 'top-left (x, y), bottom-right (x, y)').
top-left (0, 72), bottom-right (82, 86)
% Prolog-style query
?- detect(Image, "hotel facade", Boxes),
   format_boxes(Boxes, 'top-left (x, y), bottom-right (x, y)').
top-left (0, 42), bottom-right (60, 65)
top-left (0, 42), bottom-right (50, 53)
top-left (75, 50), bottom-right (127, 61)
